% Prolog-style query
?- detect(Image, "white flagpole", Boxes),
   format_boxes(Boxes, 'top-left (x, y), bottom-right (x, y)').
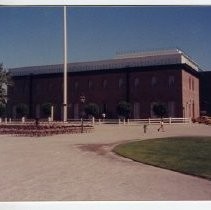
top-left (63, 6), bottom-right (67, 122)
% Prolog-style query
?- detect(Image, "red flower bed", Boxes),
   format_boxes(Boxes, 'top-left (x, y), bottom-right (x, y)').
top-left (0, 123), bottom-right (94, 137)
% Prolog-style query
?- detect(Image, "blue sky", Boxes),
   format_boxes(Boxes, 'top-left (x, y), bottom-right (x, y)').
top-left (0, 6), bottom-right (211, 70)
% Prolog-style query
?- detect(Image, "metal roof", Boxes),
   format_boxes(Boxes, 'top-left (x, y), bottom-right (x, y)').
top-left (10, 49), bottom-right (200, 76)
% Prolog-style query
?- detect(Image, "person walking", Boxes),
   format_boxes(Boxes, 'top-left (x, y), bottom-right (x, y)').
top-left (143, 124), bottom-right (148, 133)
top-left (158, 119), bottom-right (164, 132)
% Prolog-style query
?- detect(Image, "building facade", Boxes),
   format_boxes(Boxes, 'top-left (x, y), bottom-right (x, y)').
top-left (7, 49), bottom-right (200, 120)
top-left (200, 71), bottom-right (211, 116)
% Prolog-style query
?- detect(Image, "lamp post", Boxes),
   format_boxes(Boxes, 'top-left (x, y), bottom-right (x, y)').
top-left (80, 95), bottom-right (86, 133)
top-left (63, 6), bottom-right (68, 122)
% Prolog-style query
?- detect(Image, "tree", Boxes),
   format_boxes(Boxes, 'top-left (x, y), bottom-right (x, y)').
top-left (0, 104), bottom-right (6, 118)
top-left (116, 101), bottom-right (131, 119)
top-left (153, 103), bottom-right (167, 118)
top-left (0, 63), bottom-right (13, 104)
top-left (41, 103), bottom-right (52, 118)
top-left (16, 103), bottom-right (28, 118)
top-left (84, 103), bottom-right (99, 118)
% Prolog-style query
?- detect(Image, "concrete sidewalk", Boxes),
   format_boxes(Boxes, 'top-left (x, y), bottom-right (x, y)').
top-left (0, 124), bottom-right (210, 201)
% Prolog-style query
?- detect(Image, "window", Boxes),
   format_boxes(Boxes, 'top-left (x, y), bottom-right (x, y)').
top-left (134, 78), bottom-right (140, 88)
top-left (189, 77), bottom-right (191, 90)
top-left (48, 83), bottom-right (53, 91)
top-left (74, 103), bottom-right (79, 119)
top-left (168, 76), bottom-right (175, 87)
top-left (119, 78), bottom-right (124, 88)
top-left (88, 80), bottom-right (93, 89)
top-left (192, 102), bottom-right (195, 118)
top-left (168, 101), bottom-right (175, 117)
top-left (133, 102), bottom-right (140, 118)
top-left (74, 81), bottom-right (79, 90)
top-left (34, 83), bottom-right (39, 93)
top-left (189, 103), bottom-right (191, 117)
top-left (36, 104), bottom-right (40, 118)
top-left (151, 76), bottom-right (157, 87)
top-left (22, 81), bottom-right (27, 93)
top-left (192, 78), bottom-right (194, 91)
top-left (101, 103), bottom-right (107, 113)
top-left (102, 79), bottom-right (107, 89)
top-left (150, 102), bottom-right (157, 117)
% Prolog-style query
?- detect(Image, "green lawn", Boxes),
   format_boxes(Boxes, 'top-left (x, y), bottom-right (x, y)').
top-left (113, 137), bottom-right (211, 180)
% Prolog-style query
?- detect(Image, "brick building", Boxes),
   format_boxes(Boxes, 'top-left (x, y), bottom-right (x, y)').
top-left (7, 49), bottom-right (201, 120)
top-left (200, 71), bottom-right (211, 116)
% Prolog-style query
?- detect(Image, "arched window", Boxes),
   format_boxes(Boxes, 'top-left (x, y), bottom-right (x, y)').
top-left (119, 78), bottom-right (124, 88)
top-left (102, 79), bottom-right (107, 89)
top-left (88, 80), bottom-right (93, 89)
top-left (168, 76), bottom-right (175, 87)
top-left (151, 76), bottom-right (157, 87)
top-left (192, 78), bottom-right (194, 91)
top-left (189, 77), bottom-right (191, 90)
top-left (74, 81), bottom-right (79, 90)
top-left (134, 78), bottom-right (140, 87)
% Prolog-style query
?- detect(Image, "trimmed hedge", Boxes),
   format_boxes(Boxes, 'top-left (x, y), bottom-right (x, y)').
top-left (0, 124), bottom-right (94, 137)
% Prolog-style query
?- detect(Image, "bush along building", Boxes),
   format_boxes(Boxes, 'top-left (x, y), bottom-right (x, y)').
top-left (7, 49), bottom-right (201, 120)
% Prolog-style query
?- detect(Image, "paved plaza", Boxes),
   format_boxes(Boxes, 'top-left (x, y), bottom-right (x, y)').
top-left (0, 123), bottom-right (211, 201)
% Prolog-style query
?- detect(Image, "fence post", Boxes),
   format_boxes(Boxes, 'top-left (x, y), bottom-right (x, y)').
top-left (148, 118), bottom-right (151, 125)
top-left (22, 117), bottom-right (25, 123)
top-left (51, 105), bottom-right (54, 122)
top-left (169, 117), bottom-right (172, 124)
top-left (123, 118), bottom-right (126, 125)
top-left (98, 118), bottom-right (101, 125)
top-left (92, 117), bottom-right (95, 126)
top-left (0, 118), bottom-right (1, 123)
top-left (118, 118), bottom-right (121, 125)
top-left (9, 118), bottom-right (12, 123)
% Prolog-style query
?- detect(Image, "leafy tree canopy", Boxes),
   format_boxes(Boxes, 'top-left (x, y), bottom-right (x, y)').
top-left (16, 103), bottom-right (28, 118)
top-left (153, 103), bottom-right (167, 118)
top-left (116, 101), bottom-right (131, 118)
top-left (84, 103), bottom-right (99, 118)
top-left (0, 63), bottom-right (13, 104)
top-left (41, 103), bottom-right (52, 117)
top-left (0, 103), bottom-right (6, 117)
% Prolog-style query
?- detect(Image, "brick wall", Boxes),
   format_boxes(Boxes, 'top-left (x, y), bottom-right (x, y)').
top-left (7, 64), bottom-right (200, 120)
top-left (182, 70), bottom-right (200, 118)
top-left (200, 71), bottom-right (211, 116)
